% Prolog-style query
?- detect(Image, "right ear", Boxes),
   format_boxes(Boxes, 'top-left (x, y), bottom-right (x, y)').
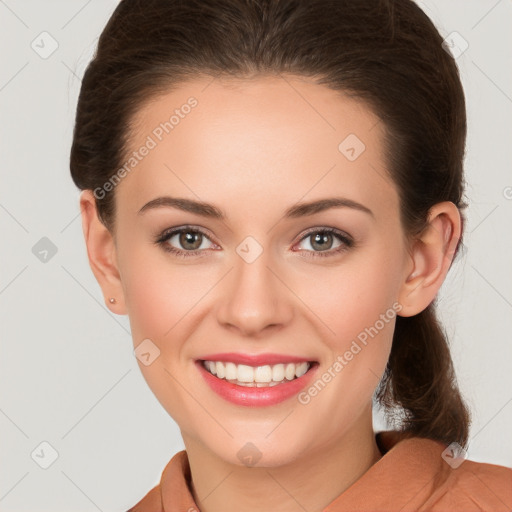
top-left (79, 190), bottom-right (127, 314)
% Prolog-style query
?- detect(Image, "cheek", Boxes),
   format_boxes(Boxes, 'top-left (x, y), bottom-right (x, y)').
top-left (118, 241), bottom-right (181, 340)
top-left (118, 242), bottom-right (218, 345)
top-left (117, 244), bottom-right (206, 422)
top-left (298, 251), bottom-right (402, 351)
top-left (293, 259), bottom-right (400, 428)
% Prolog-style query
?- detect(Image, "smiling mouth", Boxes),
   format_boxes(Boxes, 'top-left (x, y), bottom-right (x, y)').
top-left (200, 360), bottom-right (317, 387)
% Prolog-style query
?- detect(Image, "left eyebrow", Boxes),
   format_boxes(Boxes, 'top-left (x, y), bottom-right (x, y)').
top-left (137, 196), bottom-right (374, 219)
top-left (284, 197), bottom-right (374, 218)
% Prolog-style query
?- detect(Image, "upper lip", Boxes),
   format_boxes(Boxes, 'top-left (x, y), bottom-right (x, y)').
top-left (198, 352), bottom-right (316, 366)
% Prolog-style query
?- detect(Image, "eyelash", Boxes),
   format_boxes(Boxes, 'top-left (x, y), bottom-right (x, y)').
top-left (154, 225), bottom-right (355, 260)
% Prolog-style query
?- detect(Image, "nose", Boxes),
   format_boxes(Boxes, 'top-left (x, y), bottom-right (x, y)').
top-left (216, 249), bottom-right (294, 337)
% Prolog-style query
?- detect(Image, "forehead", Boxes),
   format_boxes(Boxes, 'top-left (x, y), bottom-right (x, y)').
top-left (118, 75), bottom-right (398, 222)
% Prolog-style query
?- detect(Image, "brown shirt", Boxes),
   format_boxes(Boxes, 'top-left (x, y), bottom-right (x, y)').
top-left (127, 431), bottom-right (512, 511)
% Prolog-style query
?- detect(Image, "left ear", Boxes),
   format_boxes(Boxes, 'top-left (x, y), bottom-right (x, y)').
top-left (397, 201), bottom-right (462, 317)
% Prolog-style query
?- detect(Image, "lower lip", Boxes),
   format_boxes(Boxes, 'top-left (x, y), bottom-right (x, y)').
top-left (196, 361), bottom-right (318, 407)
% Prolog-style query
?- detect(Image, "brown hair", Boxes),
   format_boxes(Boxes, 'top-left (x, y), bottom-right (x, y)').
top-left (70, 0), bottom-right (471, 446)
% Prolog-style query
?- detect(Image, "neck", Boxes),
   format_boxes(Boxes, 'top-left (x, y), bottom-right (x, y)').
top-left (183, 409), bottom-right (382, 512)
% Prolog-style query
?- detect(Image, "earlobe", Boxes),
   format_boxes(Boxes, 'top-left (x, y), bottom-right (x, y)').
top-left (398, 201), bottom-right (461, 317)
top-left (79, 190), bottom-right (127, 314)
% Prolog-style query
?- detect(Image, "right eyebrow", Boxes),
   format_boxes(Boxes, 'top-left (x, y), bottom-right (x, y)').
top-left (138, 196), bottom-right (225, 219)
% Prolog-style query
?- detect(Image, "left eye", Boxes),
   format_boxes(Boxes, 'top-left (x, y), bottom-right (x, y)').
top-left (295, 229), bottom-right (353, 255)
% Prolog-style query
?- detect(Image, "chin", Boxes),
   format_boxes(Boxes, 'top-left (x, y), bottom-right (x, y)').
top-left (199, 428), bottom-right (312, 469)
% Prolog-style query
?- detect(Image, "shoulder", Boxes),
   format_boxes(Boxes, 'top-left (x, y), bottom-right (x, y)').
top-left (429, 457), bottom-right (512, 511)
top-left (403, 436), bottom-right (512, 511)
top-left (371, 432), bottom-right (512, 511)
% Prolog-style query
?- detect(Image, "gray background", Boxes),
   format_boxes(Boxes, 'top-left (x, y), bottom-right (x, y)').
top-left (1, 0), bottom-right (511, 510)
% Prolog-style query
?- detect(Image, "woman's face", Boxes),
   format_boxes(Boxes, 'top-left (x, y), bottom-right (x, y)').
top-left (111, 75), bottom-right (412, 466)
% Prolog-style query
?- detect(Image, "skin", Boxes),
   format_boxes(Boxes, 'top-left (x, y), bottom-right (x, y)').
top-left (80, 75), bottom-right (461, 512)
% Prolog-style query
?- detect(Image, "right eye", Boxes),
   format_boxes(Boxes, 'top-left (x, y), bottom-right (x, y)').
top-left (155, 225), bottom-right (218, 258)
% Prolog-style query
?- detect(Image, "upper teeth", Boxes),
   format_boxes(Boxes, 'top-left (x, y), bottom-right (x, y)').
top-left (203, 360), bottom-right (310, 383)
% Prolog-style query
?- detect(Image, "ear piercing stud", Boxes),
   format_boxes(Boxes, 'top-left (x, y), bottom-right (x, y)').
top-left (109, 297), bottom-right (116, 304)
